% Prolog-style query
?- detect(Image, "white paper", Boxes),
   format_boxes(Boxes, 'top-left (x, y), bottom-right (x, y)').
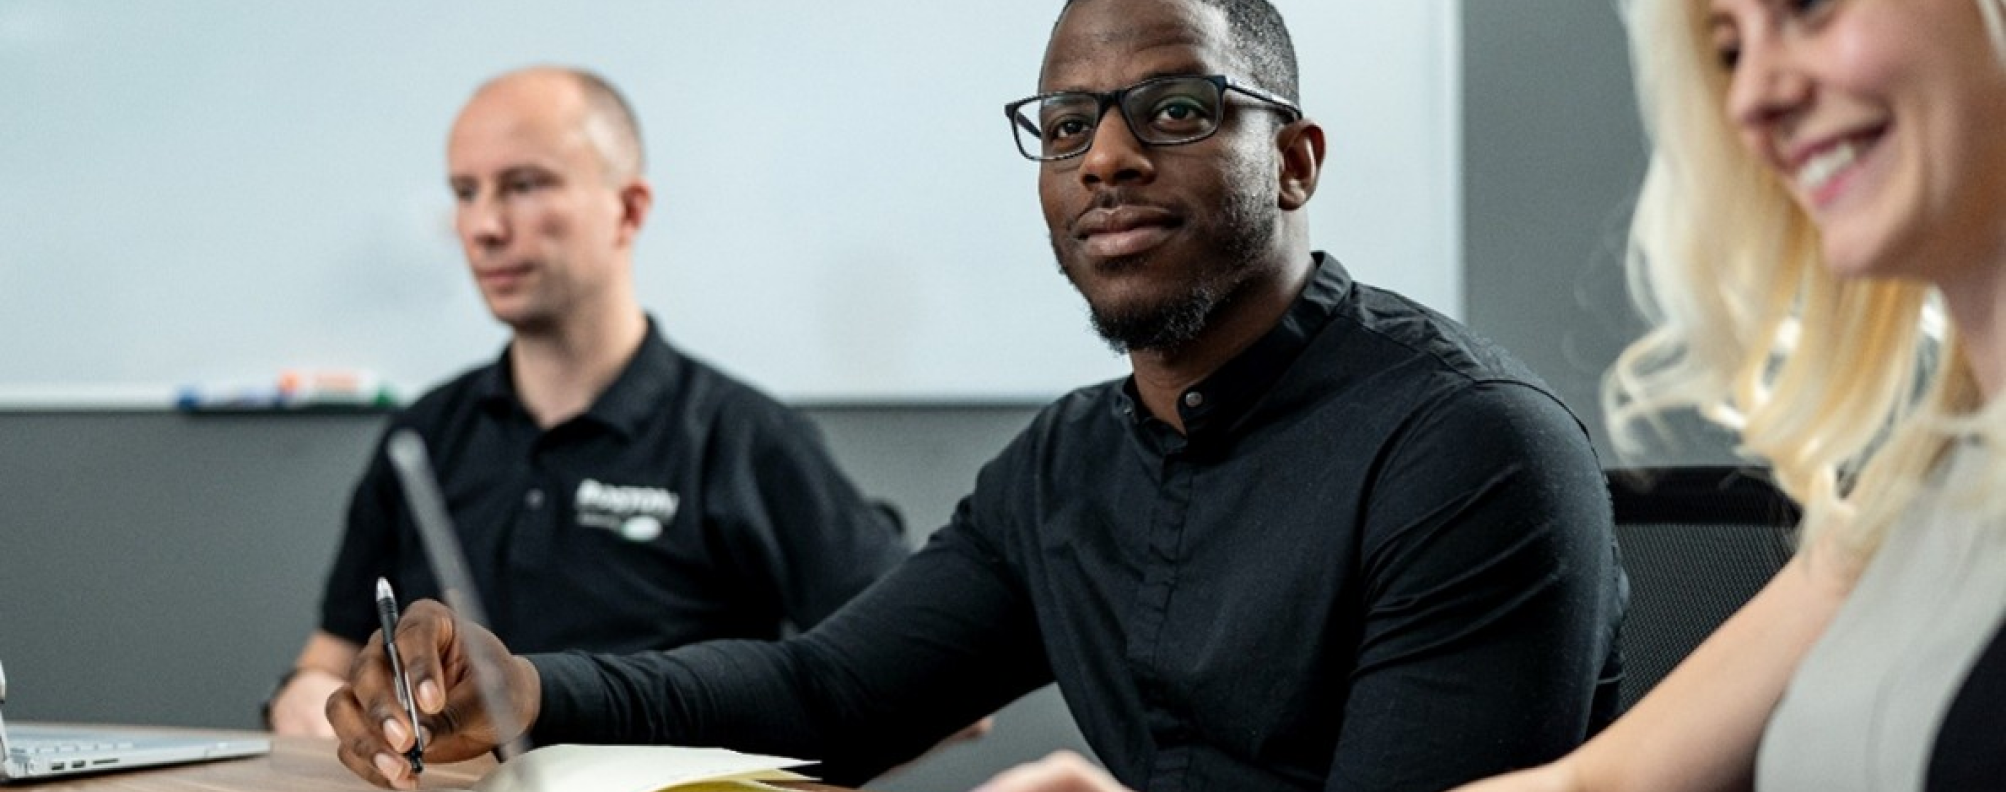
top-left (468, 744), bottom-right (812, 792)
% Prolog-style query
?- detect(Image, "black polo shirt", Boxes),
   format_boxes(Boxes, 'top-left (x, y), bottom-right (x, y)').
top-left (319, 320), bottom-right (908, 654)
top-left (530, 255), bottom-right (1627, 791)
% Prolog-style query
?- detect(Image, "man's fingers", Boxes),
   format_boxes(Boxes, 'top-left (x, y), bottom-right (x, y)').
top-left (417, 678), bottom-right (445, 714)
top-left (333, 743), bottom-right (412, 791)
top-left (410, 665), bottom-right (510, 764)
top-left (339, 625), bottom-right (423, 757)
top-left (347, 597), bottom-right (455, 753)
top-left (381, 718), bottom-right (411, 753)
top-left (328, 685), bottom-right (410, 790)
top-left (395, 599), bottom-right (456, 717)
top-left (331, 598), bottom-right (526, 784)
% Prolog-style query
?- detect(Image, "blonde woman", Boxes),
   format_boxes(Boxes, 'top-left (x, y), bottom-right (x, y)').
top-left (1457, 0), bottom-right (2006, 790)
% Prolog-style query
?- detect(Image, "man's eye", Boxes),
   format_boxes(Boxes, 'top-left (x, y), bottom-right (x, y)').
top-left (1148, 97), bottom-right (1212, 131)
top-left (1154, 99), bottom-right (1207, 122)
top-left (1717, 44), bottom-right (1741, 71)
top-left (1044, 117), bottom-right (1092, 142)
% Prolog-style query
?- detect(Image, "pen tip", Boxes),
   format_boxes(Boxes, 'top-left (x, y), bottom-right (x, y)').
top-left (376, 577), bottom-right (393, 600)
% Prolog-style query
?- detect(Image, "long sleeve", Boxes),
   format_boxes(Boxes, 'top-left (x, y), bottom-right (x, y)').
top-left (1325, 381), bottom-right (1624, 791)
top-left (527, 496), bottom-right (1056, 785)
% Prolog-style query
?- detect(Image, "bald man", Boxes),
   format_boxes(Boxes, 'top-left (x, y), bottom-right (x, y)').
top-left (264, 67), bottom-right (909, 735)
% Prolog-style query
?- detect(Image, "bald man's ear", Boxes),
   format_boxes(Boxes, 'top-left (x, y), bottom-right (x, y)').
top-left (1274, 119), bottom-right (1324, 212)
top-left (616, 177), bottom-right (654, 247)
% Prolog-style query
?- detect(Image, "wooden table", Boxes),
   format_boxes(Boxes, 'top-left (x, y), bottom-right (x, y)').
top-left (12, 732), bottom-right (486, 791)
top-left (15, 729), bottom-right (855, 791)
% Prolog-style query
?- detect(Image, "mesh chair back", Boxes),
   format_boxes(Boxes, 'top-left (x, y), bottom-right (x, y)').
top-left (1609, 467), bottom-right (1800, 712)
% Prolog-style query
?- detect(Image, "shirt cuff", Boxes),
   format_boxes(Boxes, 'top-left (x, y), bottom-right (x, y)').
top-left (522, 651), bottom-right (604, 745)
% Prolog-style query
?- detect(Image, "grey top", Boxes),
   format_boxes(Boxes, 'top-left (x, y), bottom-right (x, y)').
top-left (1757, 442), bottom-right (2006, 791)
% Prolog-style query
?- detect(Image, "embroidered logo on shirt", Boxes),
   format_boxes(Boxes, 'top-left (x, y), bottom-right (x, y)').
top-left (574, 479), bottom-right (679, 542)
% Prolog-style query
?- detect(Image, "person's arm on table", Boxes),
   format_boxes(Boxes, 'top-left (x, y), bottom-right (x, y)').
top-left (709, 406), bottom-right (997, 752)
top-left (332, 504), bottom-right (1050, 789)
top-left (527, 513), bottom-right (1046, 782)
top-left (1323, 382), bottom-right (1624, 791)
top-left (1450, 531), bottom-right (1856, 792)
top-left (267, 631), bottom-right (360, 736)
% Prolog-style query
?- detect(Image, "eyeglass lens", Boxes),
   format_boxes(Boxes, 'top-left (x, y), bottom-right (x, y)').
top-left (1015, 77), bottom-right (1222, 160)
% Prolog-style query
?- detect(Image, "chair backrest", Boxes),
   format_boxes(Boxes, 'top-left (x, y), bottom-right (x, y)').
top-left (1608, 467), bottom-right (1800, 712)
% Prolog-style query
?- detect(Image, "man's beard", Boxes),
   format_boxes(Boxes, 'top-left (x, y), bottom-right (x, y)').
top-left (1082, 270), bottom-right (1225, 354)
top-left (1058, 177), bottom-right (1277, 356)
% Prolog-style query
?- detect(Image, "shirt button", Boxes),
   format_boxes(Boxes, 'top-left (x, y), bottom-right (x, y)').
top-left (524, 489), bottom-right (545, 510)
top-left (1183, 391), bottom-right (1205, 408)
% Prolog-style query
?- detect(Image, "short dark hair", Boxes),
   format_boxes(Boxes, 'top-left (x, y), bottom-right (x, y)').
top-left (1058, 0), bottom-right (1300, 102)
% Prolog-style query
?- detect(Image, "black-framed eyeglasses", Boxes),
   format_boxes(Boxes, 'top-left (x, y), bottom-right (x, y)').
top-left (1003, 74), bottom-right (1302, 162)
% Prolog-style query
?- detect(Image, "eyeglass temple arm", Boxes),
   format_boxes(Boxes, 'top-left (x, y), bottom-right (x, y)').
top-left (1229, 81), bottom-right (1302, 119)
top-left (1005, 105), bottom-right (1040, 135)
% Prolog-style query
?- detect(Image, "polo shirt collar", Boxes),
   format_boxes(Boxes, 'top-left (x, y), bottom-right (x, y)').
top-left (470, 352), bottom-right (516, 413)
top-left (472, 315), bottom-right (683, 440)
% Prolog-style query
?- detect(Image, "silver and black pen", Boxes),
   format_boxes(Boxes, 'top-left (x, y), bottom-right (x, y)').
top-left (374, 577), bottom-right (426, 774)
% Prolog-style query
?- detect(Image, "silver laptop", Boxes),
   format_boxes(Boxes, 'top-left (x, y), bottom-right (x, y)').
top-left (0, 659), bottom-right (270, 782)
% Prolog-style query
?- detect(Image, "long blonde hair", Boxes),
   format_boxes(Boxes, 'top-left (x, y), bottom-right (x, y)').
top-left (1608, 0), bottom-right (2006, 560)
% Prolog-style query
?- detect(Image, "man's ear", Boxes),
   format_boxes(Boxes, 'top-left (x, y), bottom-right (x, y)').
top-left (1274, 119), bottom-right (1324, 211)
top-left (616, 177), bottom-right (654, 246)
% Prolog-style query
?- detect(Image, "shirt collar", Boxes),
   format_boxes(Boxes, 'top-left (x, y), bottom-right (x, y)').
top-left (473, 315), bottom-right (683, 440)
top-left (1112, 252), bottom-right (1353, 441)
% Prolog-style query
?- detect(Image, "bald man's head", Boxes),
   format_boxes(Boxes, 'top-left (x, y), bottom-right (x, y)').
top-left (447, 66), bottom-right (654, 334)
top-left (465, 66), bottom-right (645, 183)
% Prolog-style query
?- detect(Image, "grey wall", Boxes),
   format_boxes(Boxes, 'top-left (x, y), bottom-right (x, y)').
top-left (0, 414), bottom-right (379, 727)
top-left (1460, 0), bottom-right (1738, 465)
top-left (1461, 0), bottom-right (1645, 456)
top-left (0, 405), bottom-right (1082, 792)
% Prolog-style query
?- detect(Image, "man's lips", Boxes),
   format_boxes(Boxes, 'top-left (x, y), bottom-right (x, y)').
top-left (474, 263), bottom-right (533, 286)
top-left (1072, 205), bottom-right (1181, 258)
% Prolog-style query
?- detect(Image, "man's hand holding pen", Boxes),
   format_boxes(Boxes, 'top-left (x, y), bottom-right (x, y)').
top-left (328, 597), bottom-right (541, 790)
top-left (374, 578), bottom-right (426, 775)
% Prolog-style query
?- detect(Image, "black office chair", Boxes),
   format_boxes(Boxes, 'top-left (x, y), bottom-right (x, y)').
top-left (1607, 466), bottom-right (1801, 712)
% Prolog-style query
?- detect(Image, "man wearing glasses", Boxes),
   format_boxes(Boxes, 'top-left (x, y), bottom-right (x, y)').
top-left (332, 3), bottom-right (1625, 791)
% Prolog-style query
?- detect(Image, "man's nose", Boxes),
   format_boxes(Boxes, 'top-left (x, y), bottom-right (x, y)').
top-left (459, 196), bottom-right (508, 249)
top-left (1076, 108), bottom-right (1156, 188)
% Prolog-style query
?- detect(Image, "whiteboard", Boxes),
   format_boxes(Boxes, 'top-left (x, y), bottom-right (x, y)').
top-left (0, 0), bottom-right (1460, 404)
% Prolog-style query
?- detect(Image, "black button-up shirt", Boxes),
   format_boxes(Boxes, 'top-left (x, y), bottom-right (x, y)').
top-left (320, 319), bottom-right (908, 654)
top-left (531, 257), bottom-right (1626, 791)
